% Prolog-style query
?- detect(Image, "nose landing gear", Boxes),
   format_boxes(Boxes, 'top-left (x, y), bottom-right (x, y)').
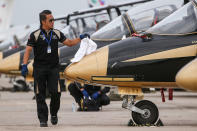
top-left (131, 100), bottom-right (160, 126)
top-left (122, 95), bottom-right (164, 126)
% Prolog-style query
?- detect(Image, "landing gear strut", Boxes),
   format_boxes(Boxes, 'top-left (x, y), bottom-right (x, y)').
top-left (122, 95), bottom-right (164, 126)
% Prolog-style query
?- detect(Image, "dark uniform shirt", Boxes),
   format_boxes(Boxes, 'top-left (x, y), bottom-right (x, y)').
top-left (27, 28), bottom-right (66, 68)
top-left (84, 84), bottom-right (101, 95)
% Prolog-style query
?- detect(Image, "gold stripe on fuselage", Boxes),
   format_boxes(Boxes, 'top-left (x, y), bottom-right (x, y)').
top-left (72, 77), bottom-right (177, 88)
top-left (92, 77), bottom-right (112, 81)
top-left (113, 77), bottom-right (134, 82)
top-left (92, 76), bottom-right (134, 82)
top-left (123, 45), bottom-right (197, 62)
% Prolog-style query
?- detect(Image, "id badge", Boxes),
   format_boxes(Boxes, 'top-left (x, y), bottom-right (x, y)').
top-left (47, 46), bottom-right (51, 53)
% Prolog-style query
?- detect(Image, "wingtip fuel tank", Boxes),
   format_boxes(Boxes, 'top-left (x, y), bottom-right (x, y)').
top-left (176, 58), bottom-right (197, 92)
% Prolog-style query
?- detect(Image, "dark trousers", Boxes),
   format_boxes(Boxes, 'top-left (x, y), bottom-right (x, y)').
top-left (68, 83), bottom-right (110, 107)
top-left (34, 66), bottom-right (61, 122)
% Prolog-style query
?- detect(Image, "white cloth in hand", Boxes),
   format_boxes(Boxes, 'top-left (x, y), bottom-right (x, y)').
top-left (71, 38), bottom-right (97, 63)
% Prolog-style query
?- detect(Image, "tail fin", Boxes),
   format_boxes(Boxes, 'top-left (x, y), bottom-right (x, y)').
top-left (0, 0), bottom-right (14, 31)
top-left (88, 0), bottom-right (105, 7)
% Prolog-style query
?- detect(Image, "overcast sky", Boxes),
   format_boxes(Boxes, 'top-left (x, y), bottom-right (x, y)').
top-left (11, 0), bottom-right (137, 26)
top-left (11, 0), bottom-right (88, 25)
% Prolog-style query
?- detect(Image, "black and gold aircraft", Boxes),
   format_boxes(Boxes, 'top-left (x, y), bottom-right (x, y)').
top-left (64, 0), bottom-right (197, 125)
top-left (0, 46), bottom-right (25, 60)
top-left (0, 0), bottom-right (184, 80)
top-left (0, 0), bottom-right (155, 92)
top-left (55, 0), bottom-right (186, 70)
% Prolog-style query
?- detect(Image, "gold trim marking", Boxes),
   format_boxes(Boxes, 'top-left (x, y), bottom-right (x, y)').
top-left (122, 14), bottom-right (132, 36)
top-left (118, 87), bottom-right (142, 95)
top-left (92, 76), bottom-right (134, 82)
top-left (92, 77), bottom-right (112, 81)
top-left (125, 13), bottom-right (136, 33)
top-left (113, 78), bottom-right (134, 82)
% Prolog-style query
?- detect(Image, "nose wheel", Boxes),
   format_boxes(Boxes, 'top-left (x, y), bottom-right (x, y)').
top-left (122, 96), bottom-right (163, 126)
top-left (131, 100), bottom-right (159, 125)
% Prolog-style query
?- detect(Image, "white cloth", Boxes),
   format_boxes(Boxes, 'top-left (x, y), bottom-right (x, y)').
top-left (71, 38), bottom-right (97, 63)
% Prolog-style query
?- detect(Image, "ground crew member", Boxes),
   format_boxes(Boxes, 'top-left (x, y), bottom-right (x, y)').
top-left (21, 10), bottom-right (89, 127)
top-left (68, 82), bottom-right (110, 111)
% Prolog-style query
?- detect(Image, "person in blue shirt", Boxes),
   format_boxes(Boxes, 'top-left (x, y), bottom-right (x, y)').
top-left (68, 82), bottom-right (110, 111)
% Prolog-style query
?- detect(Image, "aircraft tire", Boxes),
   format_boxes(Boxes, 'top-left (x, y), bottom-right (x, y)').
top-left (131, 100), bottom-right (159, 125)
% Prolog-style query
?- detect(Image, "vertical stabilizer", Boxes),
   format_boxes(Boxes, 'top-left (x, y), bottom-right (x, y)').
top-left (0, 0), bottom-right (14, 31)
top-left (88, 0), bottom-right (105, 7)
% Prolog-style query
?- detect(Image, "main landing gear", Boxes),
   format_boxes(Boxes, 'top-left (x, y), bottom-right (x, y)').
top-left (122, 95), bottom-right (164, 126)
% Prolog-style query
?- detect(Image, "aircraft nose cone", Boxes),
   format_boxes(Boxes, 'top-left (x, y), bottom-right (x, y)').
top-left (176, 58), bottom-right (197, 92)
top-left (64, 46), bottom-right (109, 82)
top-left (0, 52), bottom-right (20, 74)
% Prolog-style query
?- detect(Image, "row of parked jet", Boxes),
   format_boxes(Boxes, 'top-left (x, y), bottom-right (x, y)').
top-left (0, 0), bottom-right (149, 51)
top-left (0, 0), bottom-right (152, 89)
top-left (0, 0), bottom-right (196, 126)
top-left (0, 0), bottom-right (152, 90)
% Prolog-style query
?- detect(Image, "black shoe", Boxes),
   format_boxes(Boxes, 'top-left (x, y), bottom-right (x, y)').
top-left (51, 116), bottom-right (58, 125)
top-left (40, 122), bottom-right (48, 127)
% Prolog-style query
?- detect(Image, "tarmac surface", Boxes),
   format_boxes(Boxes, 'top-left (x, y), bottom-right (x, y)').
top-left (0, 90), bottom-right (197, 131)
top-left (0, 77), bottom-right (197, 131)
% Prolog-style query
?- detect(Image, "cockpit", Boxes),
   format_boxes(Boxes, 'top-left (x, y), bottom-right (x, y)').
top-left (147, 0), bottom-right (197, 35)
top-left (91, 0), bottom-right (183, 41)
top-left (56, 2), bottom-right (139, 39)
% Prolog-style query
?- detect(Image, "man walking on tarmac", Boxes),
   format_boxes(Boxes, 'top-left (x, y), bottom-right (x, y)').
top-left (21, 10), bottom-right (89, 127)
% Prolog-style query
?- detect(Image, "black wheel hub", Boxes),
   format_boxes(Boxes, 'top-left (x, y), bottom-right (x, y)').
top-left (142, 109), bottom-right (151, 119)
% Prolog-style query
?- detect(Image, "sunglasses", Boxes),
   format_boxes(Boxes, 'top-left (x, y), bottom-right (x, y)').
top-left (49, 18), bottom-right (55, 23)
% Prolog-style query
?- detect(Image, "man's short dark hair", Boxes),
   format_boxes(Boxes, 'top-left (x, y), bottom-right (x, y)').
top-left (39, 10), bottom-right (52, 27)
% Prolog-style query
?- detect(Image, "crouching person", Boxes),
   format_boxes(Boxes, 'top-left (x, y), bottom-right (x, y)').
top-left (68, 82), bottom-right (110, 111)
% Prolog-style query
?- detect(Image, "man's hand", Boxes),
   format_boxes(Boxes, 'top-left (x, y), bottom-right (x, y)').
top-left (81, 89), bottom-right (89, 98)
top-left (21, 64), bottom-right (28, 77)
top-left (79, 33), bottom-right (90, 40)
